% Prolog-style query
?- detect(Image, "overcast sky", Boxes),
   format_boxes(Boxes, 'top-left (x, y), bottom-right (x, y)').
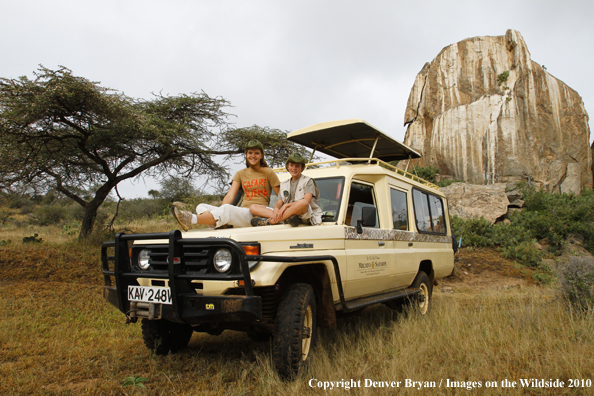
top-left (2, 0), bottom-right (593, 197)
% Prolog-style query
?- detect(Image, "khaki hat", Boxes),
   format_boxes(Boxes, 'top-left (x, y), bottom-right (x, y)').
top-left (245, 140), bottom-right (264, 152)
top-left (286, 152), bottom-right (307, 166)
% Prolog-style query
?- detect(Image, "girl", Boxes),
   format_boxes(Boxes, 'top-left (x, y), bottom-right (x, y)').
top-left (172, 140), bottom-right (281, 230)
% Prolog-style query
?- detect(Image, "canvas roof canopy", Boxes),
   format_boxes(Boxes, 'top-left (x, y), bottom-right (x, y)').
top-left (287, 119), bottom-right (421, 162)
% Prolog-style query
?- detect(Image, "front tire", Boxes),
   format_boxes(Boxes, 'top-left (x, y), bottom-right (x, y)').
top-left (272, 283), bottom-right (317, 379)
top-left (141, 319), bottom-right (193, 355)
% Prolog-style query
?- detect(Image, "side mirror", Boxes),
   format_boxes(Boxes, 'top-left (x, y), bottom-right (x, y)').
top-left (356, 206), bottom-right (377, 234)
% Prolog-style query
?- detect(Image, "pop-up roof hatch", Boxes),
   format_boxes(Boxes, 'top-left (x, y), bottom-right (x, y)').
top-left (287, 119), bottom-right (421, 162)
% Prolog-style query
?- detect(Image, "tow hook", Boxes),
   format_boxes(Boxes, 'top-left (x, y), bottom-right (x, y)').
top-left (125, 315), bottom-right (138, 324)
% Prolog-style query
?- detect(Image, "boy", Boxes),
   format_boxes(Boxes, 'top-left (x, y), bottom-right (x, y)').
top-left (250, 153), bottom-right (322, 227)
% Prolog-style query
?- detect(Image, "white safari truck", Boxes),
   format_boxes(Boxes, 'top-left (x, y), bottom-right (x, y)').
top-left (101, 119), bottom-right (455, 378)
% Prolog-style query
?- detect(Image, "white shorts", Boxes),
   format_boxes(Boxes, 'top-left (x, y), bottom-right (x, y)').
top-left (196, 203), bottom-right (253, 228)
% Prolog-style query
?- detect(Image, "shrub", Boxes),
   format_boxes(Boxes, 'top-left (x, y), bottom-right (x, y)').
top-left (497, 71), bottom-right (509, 85)
top-left (411, 165), bottom-right (440, 183)
top-left (22, 234), bottom-right (43, 244)
top-left (35, 205), bottom-right (68, 226)
top-left (521, 188), bottom-right (594, 254)
top-left (436, 179), bottom-right (463, 188)
top-left (557, 256), bottom-right (594, 313)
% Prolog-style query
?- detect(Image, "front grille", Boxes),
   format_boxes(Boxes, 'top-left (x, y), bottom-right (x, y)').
top-left (142, 246), bottom-right (212, 274)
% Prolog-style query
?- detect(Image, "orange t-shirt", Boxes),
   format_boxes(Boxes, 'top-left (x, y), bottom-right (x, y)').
top-left (232, 167), bottom-right (280, 208)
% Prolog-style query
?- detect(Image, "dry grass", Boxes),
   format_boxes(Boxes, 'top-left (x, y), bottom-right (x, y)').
top-left (1, 232), bottom-right (593, 395)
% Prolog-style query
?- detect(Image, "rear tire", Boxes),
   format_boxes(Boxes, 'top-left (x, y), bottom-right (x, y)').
top-left (141, 319), bottom-right (193, 355)
top-left (410, 271), bottom-right (432, 315)
top-left (386, 271), bottom-right (432, 315)
top-left (272, 283), bottom-right (317, 379)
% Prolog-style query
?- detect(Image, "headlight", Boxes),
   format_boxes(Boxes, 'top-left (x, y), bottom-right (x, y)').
top-left (213, 248), bottom-right (232, 273)
top-left (138, 249), bottom-right (151, 270)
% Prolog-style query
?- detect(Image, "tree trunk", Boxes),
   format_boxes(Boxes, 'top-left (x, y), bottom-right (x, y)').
top-left (78, 184), bottom-right (114, 239)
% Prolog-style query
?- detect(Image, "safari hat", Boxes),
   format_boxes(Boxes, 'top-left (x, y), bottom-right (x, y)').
top-left (286, 152), bottom-right (307, 169)
top-left (245, 140), bottom-right (264, 153)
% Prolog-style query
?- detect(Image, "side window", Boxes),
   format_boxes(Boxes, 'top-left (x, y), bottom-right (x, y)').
top-left (413, 189), bottom-right (431, 231)
top-left (345, 182), bottom-right (379, 228)
top-left (390, 188), bottom-right (408, 231)
top-left (429, 195), bottom-right (445, 233)
top-left (413, 188), bottom-right (446, 234)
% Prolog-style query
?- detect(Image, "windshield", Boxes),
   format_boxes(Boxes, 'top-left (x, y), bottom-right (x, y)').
top-left (313, 177), bottom-right (344, 222)
top-left (267, 176), bottom-right (344, 222)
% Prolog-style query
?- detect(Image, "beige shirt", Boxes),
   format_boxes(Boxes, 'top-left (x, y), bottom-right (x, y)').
top-left (232, 167), bottom-right (280, 208)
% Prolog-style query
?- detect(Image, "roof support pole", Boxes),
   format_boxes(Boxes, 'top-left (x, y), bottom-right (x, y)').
top-left (368, 134), bottom-right (379, 163)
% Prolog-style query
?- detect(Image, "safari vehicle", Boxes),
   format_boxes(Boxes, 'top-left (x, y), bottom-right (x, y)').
top-left (101, 119), bottom-right (455, 378)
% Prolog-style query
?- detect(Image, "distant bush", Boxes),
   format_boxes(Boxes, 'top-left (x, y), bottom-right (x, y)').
top-left (115, 198), bottom-right (167, 222)
top-left (450, 187), bottom-right (594, 269)
top-left (22, 233), bottom-right (43, 244)
top-left (558, 256), bottom-right (594, 313)
top-left (520, 188), bottom-right (594, 253)
top-left (411, 165), bottom-right (440, 183)
top-left (436, 179), bottom-right (464, 188)
top-left (35, 205), bottom-right (68, 226)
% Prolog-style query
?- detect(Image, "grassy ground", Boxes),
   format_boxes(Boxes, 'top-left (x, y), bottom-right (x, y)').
top-left (1, 229), bottom-right (593, 395)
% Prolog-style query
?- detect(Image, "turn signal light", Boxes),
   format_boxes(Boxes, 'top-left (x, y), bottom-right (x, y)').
top-left (242, 244), bottom-right (260, 256)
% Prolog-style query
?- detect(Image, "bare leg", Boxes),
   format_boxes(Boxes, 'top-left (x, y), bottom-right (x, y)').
top-left (271, 200), bottom-right (309, 225)
top-left (250, 204), bottom-right (273, 218)
top-left (195, 211), bottom-right (216, 226)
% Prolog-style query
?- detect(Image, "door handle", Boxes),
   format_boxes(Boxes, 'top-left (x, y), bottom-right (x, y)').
top-left (408, 242), bottom-right (413, 247)
top-left (378, 241), bottom-right (385, 246)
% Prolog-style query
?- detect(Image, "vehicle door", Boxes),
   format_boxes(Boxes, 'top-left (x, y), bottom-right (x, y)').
top-left (344, 181), bottom-right (393, 299)
top-left (388, 185), bottom-right (419, 288)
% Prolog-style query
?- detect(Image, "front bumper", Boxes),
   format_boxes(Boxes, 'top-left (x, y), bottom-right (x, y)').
top-left (103, 286), bottom-right (262, 323)
top-left (101, 231), bottom-right (261, 324)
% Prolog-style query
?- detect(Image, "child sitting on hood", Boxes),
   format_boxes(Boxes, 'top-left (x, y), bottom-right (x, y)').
top-left (250, 153), bottom-right (322, 227)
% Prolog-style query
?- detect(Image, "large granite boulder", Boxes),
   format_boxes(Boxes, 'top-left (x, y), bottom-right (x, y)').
top-left (440, 182), bottom-right (509, 224)
top-left (401, 29), bottom-right (592, 194)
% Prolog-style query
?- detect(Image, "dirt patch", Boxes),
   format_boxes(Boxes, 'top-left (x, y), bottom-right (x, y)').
top-left (437, 247), bottom-right (538, 293)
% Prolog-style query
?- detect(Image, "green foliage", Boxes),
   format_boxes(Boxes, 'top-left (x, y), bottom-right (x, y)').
top-left (436, 179), bottom-right (464, 188)
top-left (497, 71), bottom-right (509, 85)
top-left (499, 241), bottom-right (541, 267)
top-left (22, 234), bottom-right (43, 244)
top-left (0, 66), bottom-right (302, 239)
top-left (221, 125), bottom-right (312, 169)
top-left (158, 176), bottom-right (200, 202)
top-left (411, 165), bottom-right (440, 183)
top-left (557, 256), bottom-right (594, 313)
top-left (62, 223), bottom-right (80, 236)
top-left (122, 376), bottom-right (148, 392)
top-left (35, 205), bottom-right (68, 226)
top-left (0, 239), bottom-right (11, 246)
top-left (450, 186), bottom-right (594, 271)
top-left (113, 198), bottom-right (169, 222)
top-left (520, 188), bottom-right (594, 253)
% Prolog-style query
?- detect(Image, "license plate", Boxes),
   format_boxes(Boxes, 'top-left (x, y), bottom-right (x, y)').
top-left (128, 286), bottom-right (172, 305)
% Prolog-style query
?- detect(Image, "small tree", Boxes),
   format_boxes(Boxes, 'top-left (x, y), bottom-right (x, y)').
top-left (0, 66), bottom-right (306, 238)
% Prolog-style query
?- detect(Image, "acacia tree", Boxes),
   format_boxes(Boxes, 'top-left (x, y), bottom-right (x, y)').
top-left (0, 66), bottom-right (307, 238)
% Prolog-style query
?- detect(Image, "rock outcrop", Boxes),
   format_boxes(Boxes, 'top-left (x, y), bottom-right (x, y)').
top-left (401, 29), bottom-right (592, 193)
top-left (440, 183), bottom-right (509, 224)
